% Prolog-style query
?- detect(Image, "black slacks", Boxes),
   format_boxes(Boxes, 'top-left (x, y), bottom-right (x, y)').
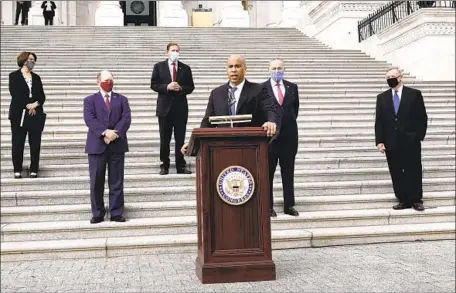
top-left (385, 142), bottom-right (423, 205)
top-left (158, 102), bottom-right (188, 170)
top-left (10, 121), bottom-right (42, 173)
top-left (269, 138), bottom-right (297, 211)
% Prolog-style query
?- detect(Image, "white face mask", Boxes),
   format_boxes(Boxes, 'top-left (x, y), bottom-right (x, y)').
top-left (169, 52), bottom-right (179, 62)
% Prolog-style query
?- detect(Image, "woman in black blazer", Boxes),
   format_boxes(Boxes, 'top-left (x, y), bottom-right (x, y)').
top-left (8, 51), bottom-right (46, 179)
top-left (41, 1), bottom-right (56, 25)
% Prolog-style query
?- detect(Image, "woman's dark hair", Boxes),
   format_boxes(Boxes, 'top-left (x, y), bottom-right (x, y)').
top-left (17, 51), bottom-right (37, 68)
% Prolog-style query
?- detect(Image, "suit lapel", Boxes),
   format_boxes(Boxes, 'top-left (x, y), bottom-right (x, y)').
top-left (176, 61), bottom-right (184, 83)
top-left (265, 79), bottom-right (278, 106)
top-left (282, 80), bottom-right (291, 105)
top-left (163, 59), bottom-right (172, 83)
top-left (16, 70), bottom-right (29, 93)
top-left (236, 80), bottom-right (252, 113)
top-left (97, 91), bottom-right (109, 114)
top-left (396, 86), bottom-right (409, 116)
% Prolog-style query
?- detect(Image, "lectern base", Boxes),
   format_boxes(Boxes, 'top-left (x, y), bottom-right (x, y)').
top-left (196, 257), bottom-right (276, 284)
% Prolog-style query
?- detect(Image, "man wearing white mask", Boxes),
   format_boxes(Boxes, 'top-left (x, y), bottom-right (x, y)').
top-left (151, 42), bottom-right (195, 175)
top-left (263, 59), bottom-right (300, 217)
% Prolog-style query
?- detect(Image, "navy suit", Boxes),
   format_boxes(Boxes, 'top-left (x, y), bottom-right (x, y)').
top-left (83, 91), bottom-right (131, 218)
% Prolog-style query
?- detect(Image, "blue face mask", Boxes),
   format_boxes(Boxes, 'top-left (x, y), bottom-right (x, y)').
top-left (271, 71), bottom-right (284, 82)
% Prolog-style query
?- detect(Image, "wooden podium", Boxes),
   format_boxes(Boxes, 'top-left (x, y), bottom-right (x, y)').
top-left (187, 127), bottom-right (276, 284)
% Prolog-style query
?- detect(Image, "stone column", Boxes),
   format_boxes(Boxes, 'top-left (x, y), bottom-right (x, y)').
top-left (218, 1), bottom-right (249, 27)
top-left (158, 1), bottom-right (188, 27)
top-left (29, 1), bottom-right (45, 25)
top-left (1, 1), bottom-right (14, 25)
top-left (95, 1), bottom-right (123, 26)
top-left (277, 1), bottom-right (302, 28)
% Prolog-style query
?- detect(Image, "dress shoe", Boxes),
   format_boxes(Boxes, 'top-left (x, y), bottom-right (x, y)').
top-left (30, 172), bottom-right (38, 179)
top-left (159, 167), bottom-right (169, 175)
top-left (90, 216), bottom-right (104, 224)
top-left (177, 167), bottom-right (192, 174)
top-left (284, 207), bottom-right (299, 216)
top-left (110, 215), bottom-right (126, 222)
top-left (393, 203), bottom-right (412, 210)
top-left (14, 173), bottom-right (22, 179)
top-left (412, 202), bottom-right (425, 211)
top-left (270, 209), bottom-right (277, 217)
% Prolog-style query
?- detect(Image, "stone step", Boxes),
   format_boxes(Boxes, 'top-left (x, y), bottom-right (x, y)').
top-left (0, 72), bottom-right (409, 78)
top-left (3, 88), bottom-right (453, 97)
top-left (1, 126), bottom-right (455, 141)
top-left (1, 222), bottom-right (454, 262)
top-left (2, 177), bottom-right (454, 207)
top-left (2, 206), bottom-right (454, 243)
top-left (2, 134), bottom-right (453, 155)
top-left (2, 145), bottom-right (453, 167)
top-left (1, 154), bottom-right (453, 174)
top-left (0, 154), bottom-right (452, 179)
top-left (1, 156), bottom-right (453, 178)
top-left (1, 191), bottom-right (454, 223)
top-left (1, 172), bottom-right (454, 193)
top-left (2, 114), bottom-right (452, 128)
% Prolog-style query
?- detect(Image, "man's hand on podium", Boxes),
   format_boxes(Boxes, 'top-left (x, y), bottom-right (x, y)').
top-left (262, 122), bottom-right (277, 137)
top-left (181, 142), bottom-right (189, 155)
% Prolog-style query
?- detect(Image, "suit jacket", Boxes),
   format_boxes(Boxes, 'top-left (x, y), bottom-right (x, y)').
top-left (150, 59), bottom-right (195, 117)
top-left (200, 79), bottom-right (281, 128)
top-left (8, 69), bottom-right (46, 125)
top-left (41, 1), bottom-right (56, 16)
top-left (83, 91), bottom-right (132, 155)
top-left (263, 78), bottom-right (299, 144)
top-left (17, 1), bottom-right (31, 10)
top-left (375, 85), bottom-right (428, 150)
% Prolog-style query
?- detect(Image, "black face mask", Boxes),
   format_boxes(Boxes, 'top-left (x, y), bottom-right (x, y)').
top-left (387, 77), bottom-right (399, 88)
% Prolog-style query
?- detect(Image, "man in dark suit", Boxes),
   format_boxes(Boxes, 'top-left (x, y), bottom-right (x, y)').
top-left (263, 59), bottom-right (299, 217)
top-left (41, 1), bottom-right (57, 25)
top-left (151, 42), bottom-right (195, 175)
top-left (180, 55), bottom-right (279, 152)
top-left (375, 67), bottom-right (427, 211)
top-left (15, 1), bottom-right (31, 26)
top-left (83, 70), bottom-right (132, 224)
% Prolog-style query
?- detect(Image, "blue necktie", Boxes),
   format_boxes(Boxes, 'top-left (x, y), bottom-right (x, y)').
top-left (229, 86), bottom-right (237, 115)
top-left (393, 90), bottom-right (400, 114)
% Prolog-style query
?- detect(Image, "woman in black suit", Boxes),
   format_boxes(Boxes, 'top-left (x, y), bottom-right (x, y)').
top-left (41, 1), bottom-right (56, 25)
top-left (8, 52), bottom-right (46, 179)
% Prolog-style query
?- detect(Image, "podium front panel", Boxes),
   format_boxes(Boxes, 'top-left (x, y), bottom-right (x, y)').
top-left (200, 138), bottom-right (272, 263)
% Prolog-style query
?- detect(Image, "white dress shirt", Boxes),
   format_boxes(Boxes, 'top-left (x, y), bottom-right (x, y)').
top-left (168, 59), bottom-right (178, 80)
top-left (270, 78), bottom-right (285, 103)
top-left (45, 2), bottom-right (53, 11)
top-left (100, 90), bottom-right (111, 103)
top-left (229, 79), bottom-right (246, 112)
top-left (392, 85), bottom-right (403, 101)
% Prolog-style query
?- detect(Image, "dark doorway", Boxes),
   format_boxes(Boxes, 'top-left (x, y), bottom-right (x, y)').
top-left (119, 1), bottom-right (157, 26)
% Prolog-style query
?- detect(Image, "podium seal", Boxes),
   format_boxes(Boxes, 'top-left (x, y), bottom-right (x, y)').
top-left (216, 166), bottom-right (255, 206)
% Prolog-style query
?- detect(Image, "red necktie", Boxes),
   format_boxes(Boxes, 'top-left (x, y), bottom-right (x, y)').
top-left (276, 83), bottom-right (284, 105)
top-left (172, 62), bottom-right (177, 82)
top-left (105, 94), bottom-right (110, 111)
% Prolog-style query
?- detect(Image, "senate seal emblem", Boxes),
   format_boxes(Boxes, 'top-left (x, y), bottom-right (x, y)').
top-left (216, 166), bottom-right (255, 206)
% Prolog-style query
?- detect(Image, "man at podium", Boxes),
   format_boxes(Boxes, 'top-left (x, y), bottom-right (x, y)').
top-left (181, 55), bottom-right (280, 154)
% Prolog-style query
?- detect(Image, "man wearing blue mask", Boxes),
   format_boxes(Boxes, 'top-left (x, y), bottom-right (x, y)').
top-left (263, 59), bottom-right (300, 217)
top-left (151, 42), bottom-right (195, 175)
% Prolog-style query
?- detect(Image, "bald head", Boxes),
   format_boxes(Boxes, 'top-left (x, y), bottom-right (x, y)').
top-left (227, 55), bottom-right (246, 67)
top-left (97, 70), bottom-right (113, 82)
top-left (269, 59), bottom-right (284, 71)
top-left (226, 55), bottom-right (247, 85)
